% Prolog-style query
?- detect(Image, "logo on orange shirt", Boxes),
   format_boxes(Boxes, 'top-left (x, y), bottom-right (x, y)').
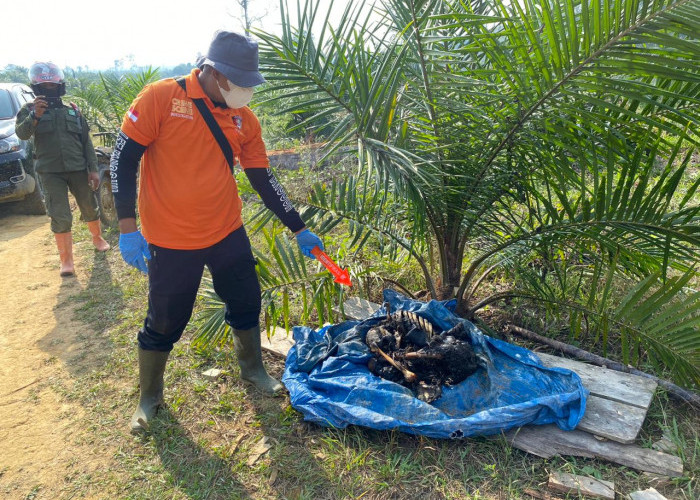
top-left (171, 98), bottom-right (193, 119)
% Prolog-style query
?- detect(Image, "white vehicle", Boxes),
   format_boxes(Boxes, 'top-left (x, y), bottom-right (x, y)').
top-left (0, 82), bottom-right (45, 214)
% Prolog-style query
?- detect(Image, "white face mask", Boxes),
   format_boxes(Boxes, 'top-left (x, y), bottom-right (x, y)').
top-left (217, 78), bottom-right (254, 109)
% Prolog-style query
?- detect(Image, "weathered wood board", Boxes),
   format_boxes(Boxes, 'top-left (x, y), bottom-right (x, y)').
top-left (504, 425), bottom-right (683, 477)
top-left (337, 296), bottom-right (381, 321)
top-left (536, 352), bottom-right (657, 410)
top-left (628, 488), bottom-right (668, 500)
top-left (261, 326), bottom-right (295, 357)
top-left (576, 395), bottom-right (648, 443)
top-left (548, 471), bottom-right (615, 499)
top-left (526, 352), bottom-right (656, 444)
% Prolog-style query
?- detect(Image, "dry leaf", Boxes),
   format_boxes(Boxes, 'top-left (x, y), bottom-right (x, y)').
top-left (229, 434), bottom-right (245, 455)
top-left (247, 436), bottom-right (273, 466)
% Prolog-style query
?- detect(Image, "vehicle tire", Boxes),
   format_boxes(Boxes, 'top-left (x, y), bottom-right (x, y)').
top-left (20, 184), bottom-right (46, 215)
top-left (98, 177), bottom-right (118, 228)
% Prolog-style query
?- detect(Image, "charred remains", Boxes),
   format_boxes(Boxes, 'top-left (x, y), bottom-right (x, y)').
top-left (365, 305), bottom-right (485, 403)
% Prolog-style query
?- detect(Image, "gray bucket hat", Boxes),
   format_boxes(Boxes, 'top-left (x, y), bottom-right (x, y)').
top-left (196, 30), bottom-right (266, 88)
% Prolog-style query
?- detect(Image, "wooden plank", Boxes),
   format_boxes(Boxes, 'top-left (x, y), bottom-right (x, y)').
top-left (338, 297), bottom-right (381, 320)
top-left (576, 395), bottom-right (647, 443)
top-left (261, 327), bottom-right (295, 358)
top-left (503, 425), bottom-right (684, 477)
top-left (548, 472), bottom-right (615, 499)
top-left (536, 352), bottom-right (657, 410)
top-left (628, 488), bottom-right (668, 500)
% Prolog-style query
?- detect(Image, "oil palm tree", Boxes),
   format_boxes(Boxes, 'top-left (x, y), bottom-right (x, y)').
top-left (196, 0), bottom-right (700, 386)
top-left (70, 68), bottom-right (161, 143)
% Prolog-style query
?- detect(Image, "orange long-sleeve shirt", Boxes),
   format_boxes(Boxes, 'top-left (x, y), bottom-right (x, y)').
top-left (119, 69), bottom-right (269, 249)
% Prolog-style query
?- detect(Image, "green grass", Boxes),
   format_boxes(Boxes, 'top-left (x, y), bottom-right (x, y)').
top-left (40, 220), bottom-right (699, 500)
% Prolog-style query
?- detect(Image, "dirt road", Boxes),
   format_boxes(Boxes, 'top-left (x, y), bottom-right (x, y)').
top-left (0, 211), bottom-right (113, 498)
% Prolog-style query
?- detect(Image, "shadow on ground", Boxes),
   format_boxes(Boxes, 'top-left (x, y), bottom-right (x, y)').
top-left (147, 407), bottom-right (254, 499)
top-left (38, 235), bottom-right (123, 377)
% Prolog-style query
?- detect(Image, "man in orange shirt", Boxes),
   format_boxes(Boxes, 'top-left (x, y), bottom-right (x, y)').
top-left (111, 30), bottom-right (324, 433)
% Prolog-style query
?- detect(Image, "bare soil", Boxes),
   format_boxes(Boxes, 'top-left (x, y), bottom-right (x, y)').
top-left (0, 211), bottom-right (114, 499)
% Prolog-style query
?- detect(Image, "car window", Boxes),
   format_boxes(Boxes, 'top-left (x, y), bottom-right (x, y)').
top-left (0, 90), bottom-right (16, 119)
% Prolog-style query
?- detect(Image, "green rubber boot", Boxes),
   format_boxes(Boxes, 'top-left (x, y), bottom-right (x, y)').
top-left (130, 348), bottom-right (170, 433)
top-left (232, 326), bottom-right (284, 394)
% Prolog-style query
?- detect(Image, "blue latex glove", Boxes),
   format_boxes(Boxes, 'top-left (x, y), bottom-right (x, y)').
top-left (119, 231), bottom-right (151, 274)
top-left (296, 229), bottom-right (324, 259)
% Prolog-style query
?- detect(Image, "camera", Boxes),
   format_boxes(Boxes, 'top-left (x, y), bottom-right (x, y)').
top-left (43, 96), bottom-right (62, 109)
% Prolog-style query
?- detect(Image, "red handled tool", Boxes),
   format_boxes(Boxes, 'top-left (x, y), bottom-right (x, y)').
top-left (311, 246), bottom-right (352, 287)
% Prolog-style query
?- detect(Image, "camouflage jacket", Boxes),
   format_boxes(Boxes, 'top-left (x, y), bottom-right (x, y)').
top-left (15, 102), bottom-right (97, 174)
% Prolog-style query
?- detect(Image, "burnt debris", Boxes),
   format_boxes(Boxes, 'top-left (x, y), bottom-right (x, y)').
top-left (365, 303), bottom-right (486, 403)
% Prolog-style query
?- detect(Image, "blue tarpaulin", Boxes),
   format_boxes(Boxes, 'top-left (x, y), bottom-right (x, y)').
top-left (283, 290), bottom-right (588, 439)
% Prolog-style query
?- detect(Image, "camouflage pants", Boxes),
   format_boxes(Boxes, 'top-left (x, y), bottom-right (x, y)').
top-left (39, 170), bottom-right (100, 233)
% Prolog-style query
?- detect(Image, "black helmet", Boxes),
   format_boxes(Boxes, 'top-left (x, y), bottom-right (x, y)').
top-left (28, 62), bottom-right (66, 96)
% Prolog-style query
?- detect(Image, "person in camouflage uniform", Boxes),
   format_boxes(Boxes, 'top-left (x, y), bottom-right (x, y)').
top-left (15, 62), bottom-right (110, 276)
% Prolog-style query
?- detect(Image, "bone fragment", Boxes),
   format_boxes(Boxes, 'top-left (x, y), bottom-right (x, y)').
top-left (400, 351), bottom-right (443, 360)
top-left (373, 346), bottom-right (418, 383)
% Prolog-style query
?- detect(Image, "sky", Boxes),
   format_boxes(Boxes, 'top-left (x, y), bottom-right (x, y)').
top-left (0, 0), bottom-right (347, 71)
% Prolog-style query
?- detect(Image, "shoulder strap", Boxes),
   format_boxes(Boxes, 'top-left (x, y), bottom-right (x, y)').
top-left (175, 77), bottom-right (234, 172)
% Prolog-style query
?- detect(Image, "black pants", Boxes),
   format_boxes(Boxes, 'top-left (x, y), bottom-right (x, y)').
top-left (138, 226), bottom-right (261, 352)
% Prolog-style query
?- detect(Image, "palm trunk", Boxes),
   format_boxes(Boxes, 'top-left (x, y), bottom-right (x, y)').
top-left (437, 223), bottom-right (464, 300)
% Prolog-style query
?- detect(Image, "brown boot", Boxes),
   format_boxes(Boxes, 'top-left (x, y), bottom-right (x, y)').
top-left (54, 232), bottom-right (75, 276)
top-left (87, 220), bottom-right (110, 252)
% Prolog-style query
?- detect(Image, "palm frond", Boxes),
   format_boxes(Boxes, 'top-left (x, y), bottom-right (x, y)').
top-left (192, 224), bottom-right (352, 348)
top-left (71, 68), bottom-right (161, 138)
top-left (246, 0), bottom-right (699, 384)
top-left (614, 270), bottom-right (700, 387)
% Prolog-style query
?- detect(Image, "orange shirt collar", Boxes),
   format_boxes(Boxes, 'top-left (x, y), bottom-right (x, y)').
top-left (184, 68), bottom-right (207, 99)
top-left (184, 68), bottom-right (233, 115)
